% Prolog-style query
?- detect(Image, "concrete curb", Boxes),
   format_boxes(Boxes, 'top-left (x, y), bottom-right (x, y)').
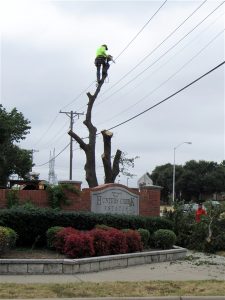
top-left (0, 246), bottom-right (187, 275)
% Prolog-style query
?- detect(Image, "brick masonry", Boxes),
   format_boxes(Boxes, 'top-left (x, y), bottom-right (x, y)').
top-left (0, 182), bottom-right (161, 217)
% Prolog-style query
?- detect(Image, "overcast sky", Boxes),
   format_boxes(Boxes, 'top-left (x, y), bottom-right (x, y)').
top-left (1, 0), bottom-right (224, 188)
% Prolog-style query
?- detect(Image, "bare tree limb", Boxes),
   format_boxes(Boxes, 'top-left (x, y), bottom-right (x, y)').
top-left (68, 129), bottom-right (87, 151)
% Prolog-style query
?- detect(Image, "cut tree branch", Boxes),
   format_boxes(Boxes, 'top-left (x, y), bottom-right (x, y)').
top-left (68, 129), bottom-right (87, 151)
top-left (101, 130), bottom-right (122, 183)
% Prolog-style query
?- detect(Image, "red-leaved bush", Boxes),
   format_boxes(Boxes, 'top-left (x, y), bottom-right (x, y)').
top-left (89, 228), bottom-right (111, 256)
top-left (64, 232), bottom-right (95, 258)
top-left (107, 228), bottom-right (128, 255)
top-left (54, 226), bottom-right (144, 258)
top-left (125, 230), bottom-right (143, 253)
top-left (54, 227), bottom-right (78, 253)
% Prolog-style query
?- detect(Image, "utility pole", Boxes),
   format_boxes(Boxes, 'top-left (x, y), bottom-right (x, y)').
top-left (60, 110), bottom-right (84, 180)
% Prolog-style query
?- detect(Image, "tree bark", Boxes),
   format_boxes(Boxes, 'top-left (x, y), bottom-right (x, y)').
top-left (112, 149), bottom-right (122, 182)
top-left (101, 130), bottom-right (122, 183)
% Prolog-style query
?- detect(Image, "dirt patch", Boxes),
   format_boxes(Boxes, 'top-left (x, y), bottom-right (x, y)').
top-left (1, 248), bottom-right (66, 259)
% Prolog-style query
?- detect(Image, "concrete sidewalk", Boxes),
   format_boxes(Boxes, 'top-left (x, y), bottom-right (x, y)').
top-left (1, 251), bottom-right (225, 283)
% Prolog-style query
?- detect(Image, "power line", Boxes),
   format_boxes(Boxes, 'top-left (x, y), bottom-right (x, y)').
top-left (33, 114), bottom-right (59, 147)
top-left (32, 3), bottom-right (166, 147)
top-left (107, 61), bottom-right (225, 131)
top-left (32, 82), bottom-right (94, 148)
top-left (96, 27), bottom-right (224, 126)
top-left (60, 81), bottom-right (96, 111)
top-left (98, 0), bottom-right (208, 99)
top-left (114, 0), bottom-right (168, 61)
top-left (34, 2), bottom-right (224, 168)
top-left (36, 61), bottom-right (224, 166)
top-left (36, 142), bottom-right (70, 167)
top-left (96, 1), bottom-right (224, 107)
top-left (75, 2), bottom-right (168, 113)
top-left (41, 120), bottom-right (69, 149)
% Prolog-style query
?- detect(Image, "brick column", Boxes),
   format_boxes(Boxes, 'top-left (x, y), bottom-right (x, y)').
top-left (139, 186), bottom-right (162, 216)
top-left (58, 180), bottom-right (82, 191)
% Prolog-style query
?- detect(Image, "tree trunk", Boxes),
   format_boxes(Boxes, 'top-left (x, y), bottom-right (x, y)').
top-left (112, 149), bottom-right (122, 182)
top-left (68, 76), bottom-right (109, 188)
top-left (101, 130), bottom-right (122, 183)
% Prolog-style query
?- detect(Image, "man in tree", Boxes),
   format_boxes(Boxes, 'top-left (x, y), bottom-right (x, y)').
top-left (0, 105), bottom-right (32, 187)
top-left (95, 44), bottom-right (114, 84)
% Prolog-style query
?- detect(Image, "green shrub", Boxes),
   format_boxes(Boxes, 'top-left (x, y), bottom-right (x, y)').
top-left (188, 222), bottom-right (207, 251)
top-left (6, 190), bottom-right (19, 208)
top-left (0, 207), bottom-right (173, 247)
top-left (0, 226), bottom-right (17, 255)
top-left (154, 229), bottom-right (176, 249)
top-left (46, 184), bottom-right (80, 209)
top-left (5, 227), bottom-right (17, 248)
top-left (0, 227), bottom-right (9, 255)
top-left (188, 220), bottom-right (225, 253)
top-left (138, 228), bottom-right (150, 248)
top-left (46, 226), bottom-right (64, 249)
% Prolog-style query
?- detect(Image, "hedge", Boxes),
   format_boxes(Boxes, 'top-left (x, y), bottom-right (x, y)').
top-left (0, 226), bottom-right (17, 255)
top-left (0, 206), bottom-right (173, 246)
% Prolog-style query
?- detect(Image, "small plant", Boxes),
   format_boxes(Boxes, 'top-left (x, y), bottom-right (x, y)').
top-left (154, 229), bottom-right (176, 249)
top-left (138, 228), bottom-right (150, 248)
top-left (6, 190), bottom-right (19, 208)
top-left (46, 226), bottom-right (64, 249)
top-left (46, 184), bottom-right (80, 209)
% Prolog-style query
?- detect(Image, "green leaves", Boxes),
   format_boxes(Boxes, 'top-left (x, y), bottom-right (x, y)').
top-left (0, 105), bottom-right (32, 186)
top-left (0, 105), bottom-right (30, 144)
top-left (150, 160), bottom-right (225, 202)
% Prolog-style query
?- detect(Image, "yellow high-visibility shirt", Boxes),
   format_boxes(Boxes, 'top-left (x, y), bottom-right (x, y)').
top-left (96, 46), bottom-right (107, 58)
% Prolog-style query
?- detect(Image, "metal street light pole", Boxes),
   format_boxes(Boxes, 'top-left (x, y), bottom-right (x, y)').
top-left (172, 142), bottom-right (192, 203)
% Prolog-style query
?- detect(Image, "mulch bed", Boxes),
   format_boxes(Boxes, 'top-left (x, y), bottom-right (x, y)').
top-left (1, 248), bottom-right (66, 259)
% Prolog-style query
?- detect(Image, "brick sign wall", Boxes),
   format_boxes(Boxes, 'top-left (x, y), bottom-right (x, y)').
top-left (0, 182), bottom-right (161, 217)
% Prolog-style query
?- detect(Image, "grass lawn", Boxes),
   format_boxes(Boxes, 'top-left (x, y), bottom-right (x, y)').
top-left (0, 281), bottom-right (225, 298)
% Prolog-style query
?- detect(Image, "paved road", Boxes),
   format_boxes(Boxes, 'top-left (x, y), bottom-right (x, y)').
top-left (1, 251), bottom-right (225, 283)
